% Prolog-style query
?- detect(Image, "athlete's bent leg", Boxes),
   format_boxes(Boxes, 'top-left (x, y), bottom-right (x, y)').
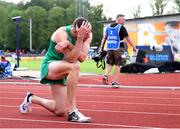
top-left (46, 61), bottom-right (80, 111)
top-left (28, 85), bottom-right (67, 116)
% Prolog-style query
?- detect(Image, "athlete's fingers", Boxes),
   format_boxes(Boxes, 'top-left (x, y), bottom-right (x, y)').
top-left (76, 24), bottom-right (78, 29)
top-left (81, 21), bottom-right (86, 27)
top-left (76, 24), bottom-right (80, 32)
top-left (87, 22), bottom-right (90, 28)
top-left (87, 22), bottom-right (92, 31)
top-left (83, 22), bottom-right (91, 33)
top-left (84, 21), bottom-right (89, 27)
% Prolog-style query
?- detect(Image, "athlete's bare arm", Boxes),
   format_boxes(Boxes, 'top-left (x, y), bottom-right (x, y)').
top-left (78, 32), bottom-right (92, 62)
top-left (53, 21), bottom-right (91, 63)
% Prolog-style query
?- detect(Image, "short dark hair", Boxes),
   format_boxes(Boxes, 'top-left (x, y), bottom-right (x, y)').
top-left (116, 14), bottom-right (125, 19)
top-left (73, 17), bottom-right (88, 29)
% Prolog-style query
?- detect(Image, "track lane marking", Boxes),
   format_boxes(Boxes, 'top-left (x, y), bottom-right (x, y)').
top-left (0, 82), bottom-right (180, 90)
top-left (1, 97), bottom-right (180, 107)
top-left (1, 91), bottom-right (180, 100)
top-left (1, 86), bottom-right (180, 95)
top-left (1, 105), bottom-right (180, 116)
top-left (0, 117), bottom-right (154, 128)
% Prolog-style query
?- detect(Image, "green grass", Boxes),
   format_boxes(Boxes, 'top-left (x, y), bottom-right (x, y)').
top-left (19, 60), bottom-right (41, 71)
top-left (79, 59), bottom-right (104, 74)
top-left (18, 59), bottom-right (104, 74)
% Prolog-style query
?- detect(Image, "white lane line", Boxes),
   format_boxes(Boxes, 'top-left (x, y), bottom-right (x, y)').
top-left (1, 86), bottom-right (180, 96)
top-left (0, 81), bottom-right (180, 90)
top-left (79, 84), bottom-right (180, 90)
top-left (0, 97), bottom-right (180, 107)
top-left (0, 82), bottom-right (40, 85)
top-left (1, 91), bottom-right (180, 100)
top-left (0, 85), bottom-right (180, 95)
top-left (0, 117), bottom-right (153, 128)
top-left (1, 105), bottom-right (180, 116)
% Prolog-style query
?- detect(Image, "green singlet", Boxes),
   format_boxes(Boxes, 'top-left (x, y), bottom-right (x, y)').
top-left (40, 25), bottom-right (75, 85)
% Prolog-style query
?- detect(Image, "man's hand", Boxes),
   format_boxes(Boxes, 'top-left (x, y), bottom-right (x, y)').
top-left (98, 46), bottom-right (104, 54)
top-left (55, 41), bottom-right (73, 53)
top-left (76, 21), bottom-right (91, 41)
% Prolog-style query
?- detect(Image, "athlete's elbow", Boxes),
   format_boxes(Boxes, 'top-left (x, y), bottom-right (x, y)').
top-left (78, 54), bottom-right (87, 63)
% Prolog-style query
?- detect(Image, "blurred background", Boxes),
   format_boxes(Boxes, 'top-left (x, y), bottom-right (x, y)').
top-left (0, 0), bottom-right (179, 74)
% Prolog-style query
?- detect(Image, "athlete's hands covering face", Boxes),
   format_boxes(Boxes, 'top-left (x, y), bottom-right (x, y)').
top-left (76, 21), bottom-right (91, 41)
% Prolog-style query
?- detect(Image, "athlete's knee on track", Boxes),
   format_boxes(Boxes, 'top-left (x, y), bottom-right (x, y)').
top-left (54, 108), bottom-right (66, 116)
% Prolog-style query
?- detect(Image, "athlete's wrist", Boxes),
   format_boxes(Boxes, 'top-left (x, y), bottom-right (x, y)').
top-left (77, 35), bottom-right (84, 41)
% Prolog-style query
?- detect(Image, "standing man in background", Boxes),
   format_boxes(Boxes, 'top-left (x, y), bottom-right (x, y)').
top-left (100, 14), bottom-right (136, 88)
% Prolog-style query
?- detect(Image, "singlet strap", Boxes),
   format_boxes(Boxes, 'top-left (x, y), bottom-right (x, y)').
top-left (66, 25), bottom-right (75, 45)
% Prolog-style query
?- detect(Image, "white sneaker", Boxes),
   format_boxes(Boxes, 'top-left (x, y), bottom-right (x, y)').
top-left (68, 110), bottom-right (91, 123)
top-left (112, 82), bottom-right (120, 88)
top-left (19, 92), bottom-right (33, 114)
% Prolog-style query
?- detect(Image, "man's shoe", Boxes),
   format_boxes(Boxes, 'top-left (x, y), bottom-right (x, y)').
top-left (19, 92), bottom-right (33, 114)
top-left (112, 82), bottom-right (120, 88)
top-left (102, 75), bottom-right (109, 85)
top-left (68, 110), bottom-right (91, 123)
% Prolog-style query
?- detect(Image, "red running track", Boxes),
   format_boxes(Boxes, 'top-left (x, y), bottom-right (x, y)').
top-left (1, 84), bottom-right (180, 128)
top-left (79, 73), bottom-right (180, 86)
top-left (1, 72), bottom-right (180, 86)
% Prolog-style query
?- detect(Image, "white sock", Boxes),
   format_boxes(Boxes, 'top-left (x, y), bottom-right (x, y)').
top-left (69, 108), bottom-right (78, 114)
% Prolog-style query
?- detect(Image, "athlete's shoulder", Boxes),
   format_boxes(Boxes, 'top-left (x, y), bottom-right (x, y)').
top-left (51, 26), bottom-right (68, 43)
top-left (56, 26), bottom-right (66, 33)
